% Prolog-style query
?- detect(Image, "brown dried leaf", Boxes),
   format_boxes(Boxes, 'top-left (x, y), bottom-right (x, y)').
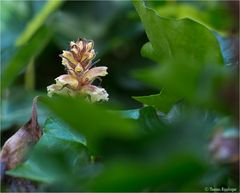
top-left (0, 97), bottom-right (42, 180)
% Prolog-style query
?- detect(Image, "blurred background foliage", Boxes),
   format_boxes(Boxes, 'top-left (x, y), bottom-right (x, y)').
top-left (1, 0), bottom-right (239, 192)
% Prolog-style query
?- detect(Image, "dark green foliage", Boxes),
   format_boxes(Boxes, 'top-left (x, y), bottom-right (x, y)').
top-left (132, 1), bottom-right (229, 111)
top-left (1, 0), bottom-right (238, 192)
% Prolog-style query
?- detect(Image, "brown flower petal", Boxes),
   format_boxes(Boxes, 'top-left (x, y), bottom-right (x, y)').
top-left (81, 67), bottom-right (108, 84)
top-left (81, 84), bottom-right (109, 102)
top-left (47, 38), bottom-right (109, 101)
top-left (86, 41), bottom-right (93, 52)
top-left (61, 51), bottom-right (78, 65)
top-left (55, 74), bottom-right (79, 89)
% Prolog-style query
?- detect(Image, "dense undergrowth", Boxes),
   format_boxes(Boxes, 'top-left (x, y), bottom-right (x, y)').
top-left (1, 0), bottom-right (239, 192)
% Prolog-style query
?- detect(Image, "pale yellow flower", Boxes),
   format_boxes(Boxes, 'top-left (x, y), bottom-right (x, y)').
top-left (47, 38), bottom-right (109, 102)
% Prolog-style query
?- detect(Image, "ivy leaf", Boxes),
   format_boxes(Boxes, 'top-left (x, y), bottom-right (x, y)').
top-left (43, 117), bottom-right (87, 146)
top-left (138, 106), bottom-right (167, 132)
top-left (6, 157), bottom-right (54, 183)
top-left (133, 1), bottom-right (224, 65)
top-left (133, 89), bottom-right (179, 113)
top-left (6, 118), bottom-right (88, 183)
top-left (151, 2), bottom-right (233, 35)
top-left (140, 42), bottom-right (160, 63)
top-left (39, 96), bottom-right (138, 151)
top-left (132, 1), bottom-right (227, 107)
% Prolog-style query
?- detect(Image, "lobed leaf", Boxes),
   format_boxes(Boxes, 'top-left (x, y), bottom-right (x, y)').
top-left (43, 117), bottom-right (87, 146)
top-left (6, 118), bottom-right (88, 183)
top-left (39, 96), bottom-right (138, 151)
top-left (132, 0), bottom-right (227, 109)
top-left (133, 89), bottom-right (179, 113)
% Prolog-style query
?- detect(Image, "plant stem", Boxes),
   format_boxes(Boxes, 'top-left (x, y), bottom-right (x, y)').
top-left (25, 57), bottom-right (35, 91)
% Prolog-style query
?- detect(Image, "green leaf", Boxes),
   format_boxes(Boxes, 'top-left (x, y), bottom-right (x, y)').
top-left (140, 41), bottom-right (160, 62)
top-left (7, 134), bottom-right (87, 184)
top-left (1, 26), bottom-right (52, 90)
top-left (6, 158), bottom-right (54, 183)
top-left (43, 117), bottom-right (87, 146)
top-left (16, 0), bottom-right (63, 46)
top-left (153, 3), bottom-right (232, 35)
top-left (132, 0), bottom-right (227, 106)
top-left (87, 154), bottom-right (207, 192)
top-left (133, 1), bottom-right (223, 65)
top-left (95, 106), bottom-right (169, 159)
top-left (1, 87), bottom-right (48, 131)
top-left (7, 118), bottom-right (88, 183)
top-left (24, 57), bottom-right (35, 90)
top-left (120, 109), bottom-right (140, 120)
top-left (133, 89), bottom-right (179, 113)
top-left (88, 106), bottom-right (214, 191)
top-left (39, 96), bottom-right (138, 150)
top-left (1, 0), bottom-right (63, 90)
top-left (137, 105), bottom-right (212, 158)
top-left (138, 106), bottom-right (167, 131)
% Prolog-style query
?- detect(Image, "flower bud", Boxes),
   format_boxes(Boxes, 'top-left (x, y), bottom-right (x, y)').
top-left (86, 41), bottom-right (93, 52)
top-left (75, 63), bottom-right (83, 73)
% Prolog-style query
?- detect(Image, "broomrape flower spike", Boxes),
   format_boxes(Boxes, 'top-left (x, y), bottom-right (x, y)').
top-left (47, 38), bottom-right (109, 102)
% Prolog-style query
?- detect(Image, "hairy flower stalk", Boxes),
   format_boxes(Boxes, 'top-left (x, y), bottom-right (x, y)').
top-left (47, 38), bottom-right (109, 102)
